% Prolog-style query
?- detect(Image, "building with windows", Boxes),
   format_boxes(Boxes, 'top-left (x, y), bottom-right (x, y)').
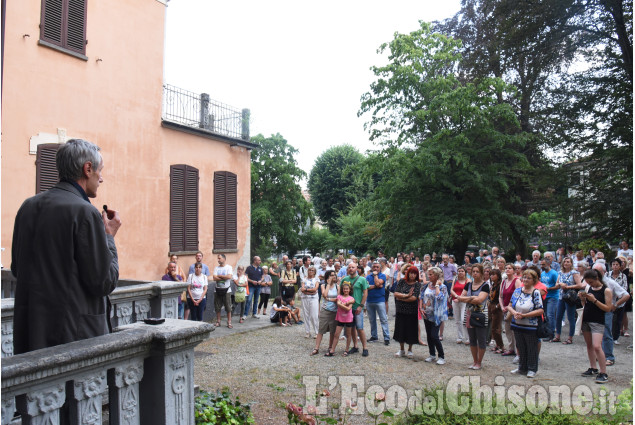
top-left (1, 0), bottom-right (255, 279)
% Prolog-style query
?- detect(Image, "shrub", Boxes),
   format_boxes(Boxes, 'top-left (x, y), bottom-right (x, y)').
top-left (195, 389), bottom-right (254, 424)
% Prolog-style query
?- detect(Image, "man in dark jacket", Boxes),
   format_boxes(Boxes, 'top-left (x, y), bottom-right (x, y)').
top-left (11, 138), bottom-right (121, 354)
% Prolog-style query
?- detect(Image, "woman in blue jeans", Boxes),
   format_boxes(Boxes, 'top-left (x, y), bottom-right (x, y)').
top-left (553, 257), bottom-right (583, 344)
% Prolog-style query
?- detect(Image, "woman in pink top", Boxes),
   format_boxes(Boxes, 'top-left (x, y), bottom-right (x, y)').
top-left (325, 283), bottom-right (355, 357)
top-left (450, 266), bottom-right (471, 344)
top-left (500, 263), bottom-right (522, 356)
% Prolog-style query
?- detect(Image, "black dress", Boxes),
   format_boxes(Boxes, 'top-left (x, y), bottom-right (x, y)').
top-left (393, 279), bottom-right (421, 345)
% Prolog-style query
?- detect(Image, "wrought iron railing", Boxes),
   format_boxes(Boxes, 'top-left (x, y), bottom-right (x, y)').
top-left (162, 84), bottom-right (250, 141)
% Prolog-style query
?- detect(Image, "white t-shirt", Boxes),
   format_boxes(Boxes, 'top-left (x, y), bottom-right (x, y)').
top-left (188, 273), bottom-right (208, 300)
top-left (302, 277), bottom-right (320, 299)
top-left (270, 303), bottom-right (283, 319)
top-left (617, 248), bottom-right (633, 258)
top-left (214, 265), bottom-right (233, 293)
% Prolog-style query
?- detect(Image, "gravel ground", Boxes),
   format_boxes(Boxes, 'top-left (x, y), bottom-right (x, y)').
top-left (193, 302), bottom-right (633, 424)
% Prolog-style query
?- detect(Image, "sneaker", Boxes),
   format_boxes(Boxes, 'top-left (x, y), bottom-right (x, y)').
top-left (362, 349), bottom-right (369, 357)
top-left (242, 315), bottom-right (247, 320)
top-left (296, 320), bottom-right (304, 325)
top-left (368, 336), bottom-right (379, 343)
top-left (424, 356), bottom-right (436, 362)
top-left (512, 356), bottom-right (520, 364)
top-left (252, 314), bottom-right (260, 319)
top-left (511, 368), bottom-right (526, 375)
top-left (436, 358), bottom-right (446, 365)
top-left (614, 340), bottom-right (620, 345)
top-left (595, 373), bottom-right (608, 384)
top-left (581, 368), bottom-right (599, 377)
top-left (395, 350), bottom-right (405, 357)
top-left (384, 340), bottom-right (390, 346)
top-left (407, 351), bottom-right (414, 358)
top-left (348, 347), bottom-right (359, 354)
top-left (527, 371), bottom-right (537, 378)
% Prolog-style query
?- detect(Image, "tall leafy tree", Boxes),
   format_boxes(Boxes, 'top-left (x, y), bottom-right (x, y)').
top-left (547, 0), bottom-right (633, 240)
top-left (250, 133), bottom-right (312, 257)
top-left (358, 22), bottom-right (531, 256)
top-left (307, 145), bottom-right (364, 232)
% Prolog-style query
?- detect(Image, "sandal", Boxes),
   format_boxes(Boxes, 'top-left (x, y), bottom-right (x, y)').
top-left (501, 350), bottom-right (515, 356)
top-left (324, 351), bottom-right (334, 357)
top-left (342, 351), bottom-right (349, 357)
top-left (550, 337), bottom-right (561, 343)
top-left (214, 322), bottom-right (221, 327)
top-left (239, 318), bottom-right (244, 323)
top-left (606, 359), bottom-right (614, 366)
top-left (562, 338), bottom-right (572, 345)
top-left (227, 323), bottom-right (233, 329)
top-left (311, 348), bottom-right (319, 356)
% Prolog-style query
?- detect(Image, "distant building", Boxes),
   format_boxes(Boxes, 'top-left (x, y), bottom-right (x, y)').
top-left (1, 0), bottom-right (256, 279)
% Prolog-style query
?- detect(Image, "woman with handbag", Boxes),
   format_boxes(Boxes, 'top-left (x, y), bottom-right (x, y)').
top-left (500, 264), bottom-right (522, 356)
top-left (450, 266), bottom-right (471, 345)
top-left (420, 267), bottom-right (448, 364)
top-left (280, 261), bottom-right (297, 303)
top-left (233, 266), bottom-right (249, 323)
top-left (393, 265), bottom-right (422, 358)
top-left (457, 263), bottom-right (490, 370)
top-left (507, 269), bottom-right (544, 378)
top-left (553, 257), bottom-right (583, 344)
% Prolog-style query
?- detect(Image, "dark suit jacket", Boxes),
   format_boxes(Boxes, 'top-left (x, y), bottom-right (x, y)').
top-left (11, 182), bottom-right (119, 354)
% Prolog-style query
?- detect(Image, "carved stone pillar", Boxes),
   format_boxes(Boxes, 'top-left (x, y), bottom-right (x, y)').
top-left (69, 371), bottom-right (107, 425)
top-left (15, 384), bottom-right (65, 425)
top-left (108, 359), bottom-right (144, 425)
top-left (134, 300), bottom-right (151, 322)
top-left (113, 302), bottom-right (134, 327)
top-left (1, 395), bottom-right (15, 425)
top-left (1, 321), bottom-right (13, 358)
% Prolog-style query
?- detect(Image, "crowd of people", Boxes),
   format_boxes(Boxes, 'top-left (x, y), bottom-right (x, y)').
top-left (161, 242), bottom-right (633, 384)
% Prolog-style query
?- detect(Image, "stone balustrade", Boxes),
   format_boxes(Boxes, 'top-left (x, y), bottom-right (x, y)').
top-left (1, 280), bottom-right (188, 358)
top-left (1, 319), bottom-right (212, 425)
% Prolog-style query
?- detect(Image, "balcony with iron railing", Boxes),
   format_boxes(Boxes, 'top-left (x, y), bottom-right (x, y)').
top-left (161, 84), bottom-right (257, 148)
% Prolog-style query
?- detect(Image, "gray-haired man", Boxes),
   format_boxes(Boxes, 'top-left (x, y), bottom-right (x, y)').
top-left (12, 139), bottom-right (121, 354)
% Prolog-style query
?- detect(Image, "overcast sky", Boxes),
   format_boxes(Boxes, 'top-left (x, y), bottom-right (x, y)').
top-left (163, 1), bottom-right (462, 182)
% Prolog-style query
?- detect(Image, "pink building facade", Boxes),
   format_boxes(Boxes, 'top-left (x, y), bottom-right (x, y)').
top-left (1, 0), bottom-right (254, 279)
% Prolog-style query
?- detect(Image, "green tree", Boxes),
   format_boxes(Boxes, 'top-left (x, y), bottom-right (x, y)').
top-left (250, 133), bottom-right (312, 258)
top-left (358, 22), bottom-right (531, 256)
top-left (307, 145), bottom-right (364, 232)
top-left (548, 0), bottom-right (633, 241)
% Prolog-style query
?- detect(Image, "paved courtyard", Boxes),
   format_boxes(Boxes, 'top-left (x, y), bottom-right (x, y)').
top-left (194, 301), bottom-right (633, 424)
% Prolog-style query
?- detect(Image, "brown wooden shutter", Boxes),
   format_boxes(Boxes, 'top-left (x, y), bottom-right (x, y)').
top-left (184, 166), bottom-right (199, 251)
top-left (170, 165), bottom-right (198, 252)
top-left (35, 144), bottom-right (60, 193)
top-left (214, 171), bottom-right (237, 250)
top-left (41, 0), bottom-right (63, 45)
top-left (40, 0), bottom-right (87, 55)
top-left (66, 0), bottom-right (86, 53)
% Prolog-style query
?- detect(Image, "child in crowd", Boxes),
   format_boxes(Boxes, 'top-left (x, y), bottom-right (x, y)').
top-left (325, 283), bottom-right (355, 357)
top-left (270, 296), bottom-right (290, 326)
top-left (283, 298), bottom-right (303, 324)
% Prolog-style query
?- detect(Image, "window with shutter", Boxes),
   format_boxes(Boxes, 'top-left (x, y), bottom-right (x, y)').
top-left (214, 171), bottom-right (237, 250)
top-left (36, 144), bottom-right (61, 193)
top-left (40, 0), bottom-right (87, 56)
top-left (170, 165), bottom-right (199, 253)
